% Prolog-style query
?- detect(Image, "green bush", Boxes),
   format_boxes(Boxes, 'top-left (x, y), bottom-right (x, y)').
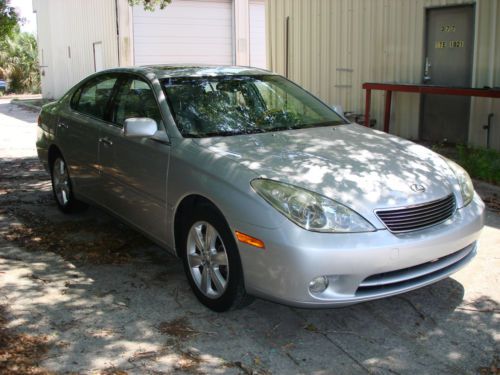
top-left (456, 145), bottom-right (500, 185)
top-left (0, 31), bottom-right (40, 94)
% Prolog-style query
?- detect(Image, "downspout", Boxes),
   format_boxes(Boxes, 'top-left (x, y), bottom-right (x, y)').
top-left (486, 0), bottom-right (497, 148)
top-left (285, 16), bottom-right (289, 78)
top-left (488, 0), bottom-right (497, 87)
top-left (115, 0), bottom-right (121, 66)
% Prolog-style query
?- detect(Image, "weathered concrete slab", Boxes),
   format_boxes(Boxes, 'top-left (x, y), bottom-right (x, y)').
top-left (0, 99), bottom-right (498, 374)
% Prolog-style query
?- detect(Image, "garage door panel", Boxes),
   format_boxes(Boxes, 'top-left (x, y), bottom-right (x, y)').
top-left (249, 0), bottom-right (266, 69)
top-left (133, 0), bottom-right (234, 66)
top-left (134, 24), bottom-right (233, 38)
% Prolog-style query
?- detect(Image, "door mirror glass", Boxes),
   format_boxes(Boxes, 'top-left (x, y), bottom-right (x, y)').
top-left (123, 118), bottom-right (157, 137)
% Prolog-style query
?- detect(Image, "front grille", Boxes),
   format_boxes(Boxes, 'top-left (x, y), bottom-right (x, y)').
top-left (375, 194), bottom-right (456, 233)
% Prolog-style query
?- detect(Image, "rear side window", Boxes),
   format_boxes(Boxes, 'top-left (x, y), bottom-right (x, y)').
top-left (72, 76), bottom-right (117, 120)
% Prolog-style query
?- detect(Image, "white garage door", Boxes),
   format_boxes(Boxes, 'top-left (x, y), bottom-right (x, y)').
top-left (249, 0), bottom-right (266, 69)
top-left (133, 0), bottom-right (234, 66)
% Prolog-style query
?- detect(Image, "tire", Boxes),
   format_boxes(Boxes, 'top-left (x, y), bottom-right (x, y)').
top-left (50, 154), bottom-right (87, 214)
top-left (181, 205), bottom-right (252, 312)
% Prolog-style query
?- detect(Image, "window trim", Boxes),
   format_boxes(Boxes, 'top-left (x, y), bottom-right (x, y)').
top-left (68, 73), bottom-right (121, 125)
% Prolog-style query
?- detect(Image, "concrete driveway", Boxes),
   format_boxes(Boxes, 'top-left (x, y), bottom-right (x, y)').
top-left (0, 98), bottom-right (498, 374)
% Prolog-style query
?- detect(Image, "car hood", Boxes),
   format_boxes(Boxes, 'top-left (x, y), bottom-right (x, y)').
top-left (193, 124), bottom-right (457, 225)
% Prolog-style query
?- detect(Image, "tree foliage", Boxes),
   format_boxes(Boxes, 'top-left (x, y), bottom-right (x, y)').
top-left (128, 0), bottom-right (172, 11)
top-left (0, 0), bottom-right (20, 42)
top-left (0, 31), bottom-right (40, 93)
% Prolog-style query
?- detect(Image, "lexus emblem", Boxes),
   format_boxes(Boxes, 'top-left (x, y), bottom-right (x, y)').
top-left (410, 184), bottom-right (426, 193)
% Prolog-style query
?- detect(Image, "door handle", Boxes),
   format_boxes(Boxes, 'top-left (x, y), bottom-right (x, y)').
top-left (57, 122), bottom-right (69, 129)
top-left (423, 57), bottom-right (432, 83)
top-left (99, 137), bottom-right (113, 147)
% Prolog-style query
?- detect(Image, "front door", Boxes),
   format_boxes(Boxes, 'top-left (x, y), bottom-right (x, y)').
top-left (98, 76), bottom-right (170, 244)
top-left (420, 5), bottom-right (474, 144)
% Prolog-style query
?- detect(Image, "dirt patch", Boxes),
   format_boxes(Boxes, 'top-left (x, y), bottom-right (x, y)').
top-left (483, 196), bottom-right (500, 213)
top-left (158, 317), bottom-right (200, 341)
top-left (1, 207), bottom-right (150, 265)
top-left (174, 350), bottom-right (204, 373)
top-left (0, 305), bottom-right (52, 375)
top-left (99, 368), bottom-right (129, 375)
top-left (478, 356), bottom-right (500, 375)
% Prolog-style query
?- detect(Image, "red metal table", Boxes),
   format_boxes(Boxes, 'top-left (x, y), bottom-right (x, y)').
top-left (362, 83), bottom-right (500, 133)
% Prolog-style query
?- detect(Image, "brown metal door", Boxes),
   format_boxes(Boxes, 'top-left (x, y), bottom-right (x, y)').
top-left (420, 5), bottom-right (474, 144)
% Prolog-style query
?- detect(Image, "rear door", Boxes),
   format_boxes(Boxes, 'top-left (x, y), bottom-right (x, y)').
top-left (56, 74), bottom-right (118, 201)
top-left (98, 76), bottom-right (170, 243)
top-left (420, 5), bottom-right (475, 144)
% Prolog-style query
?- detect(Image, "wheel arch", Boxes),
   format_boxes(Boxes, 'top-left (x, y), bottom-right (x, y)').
top-left (173, 194), bottom-right (233, 258)
top-left (47, 144), bottom-right (63, 172)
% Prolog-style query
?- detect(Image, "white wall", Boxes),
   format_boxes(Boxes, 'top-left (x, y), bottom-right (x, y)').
top-left (33, 0), bottom-right (119, 99)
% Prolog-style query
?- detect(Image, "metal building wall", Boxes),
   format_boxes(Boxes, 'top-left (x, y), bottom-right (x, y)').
top-left (33, 0), bottom-right (119, 99)
top-left (266, 0), bottom-right (500, 150)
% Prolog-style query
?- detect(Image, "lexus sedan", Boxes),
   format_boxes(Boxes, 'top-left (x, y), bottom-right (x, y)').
top-left (37, 65), bottom-right (485, 312)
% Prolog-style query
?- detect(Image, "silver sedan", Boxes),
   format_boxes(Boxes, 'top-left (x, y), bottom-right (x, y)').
top-left (36, 66), bottom-right (485, 312)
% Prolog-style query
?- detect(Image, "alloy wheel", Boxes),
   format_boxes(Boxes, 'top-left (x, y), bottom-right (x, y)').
top-left (186, 221), bottom-right (229, 299)
top-left (52, 157), bottom-right (70, 207)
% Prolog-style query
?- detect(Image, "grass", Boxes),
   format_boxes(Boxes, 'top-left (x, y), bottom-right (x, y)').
top-left (432, 143), bottom-right (500, 186)
top-left (456, 145), bottom-right (500, 185)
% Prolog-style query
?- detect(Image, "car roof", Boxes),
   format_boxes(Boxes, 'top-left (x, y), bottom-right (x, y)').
top-left (102, 65), bottom-right (276, 79)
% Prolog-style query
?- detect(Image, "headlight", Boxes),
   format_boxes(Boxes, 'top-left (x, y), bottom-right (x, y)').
top-left (444, 158), bottom-right (474, 207)
top-left (251, 179), bottom-right (375, 233)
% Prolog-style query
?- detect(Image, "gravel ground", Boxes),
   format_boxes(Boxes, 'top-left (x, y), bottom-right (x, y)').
top-left (0, 98), bottom-right (499, 375)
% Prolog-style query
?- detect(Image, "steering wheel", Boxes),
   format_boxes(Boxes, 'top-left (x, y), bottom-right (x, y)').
top-left (256, 109), bottom-right (300, 129)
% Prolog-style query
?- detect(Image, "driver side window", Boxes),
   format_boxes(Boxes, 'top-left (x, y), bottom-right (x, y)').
top-left (113, 78), bottom-right (162, 128)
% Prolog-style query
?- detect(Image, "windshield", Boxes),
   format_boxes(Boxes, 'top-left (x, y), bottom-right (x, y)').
top-left (161, 75), bottom-right (346, 138)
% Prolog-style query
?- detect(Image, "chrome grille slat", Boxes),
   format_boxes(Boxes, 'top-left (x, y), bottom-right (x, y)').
top-left (377, 198), bottom-right (452, 216)
top-left (377, 201), bottom-right (455, 219)
top-left (385, 214), bottom-right (453, 230)
top-left (389, 220), bottom-right (449, 231)
top-left (381, 204), bottom-right (455, 224)
top-left (375, 194), bottom-right (455, 233)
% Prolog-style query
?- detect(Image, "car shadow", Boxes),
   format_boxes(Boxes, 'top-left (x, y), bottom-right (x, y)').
top-left (0, 156), bottom-right (498, 374)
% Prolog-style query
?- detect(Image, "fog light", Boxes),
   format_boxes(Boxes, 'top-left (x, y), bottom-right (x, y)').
top-left (309, 276), bottom-right (329, 293)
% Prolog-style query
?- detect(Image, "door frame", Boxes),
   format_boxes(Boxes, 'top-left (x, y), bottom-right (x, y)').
top-left (418, 3), bottom-right (477, 143)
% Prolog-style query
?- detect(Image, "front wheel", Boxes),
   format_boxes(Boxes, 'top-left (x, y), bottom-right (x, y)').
top-left (181, 206), bottom-right (252, 312)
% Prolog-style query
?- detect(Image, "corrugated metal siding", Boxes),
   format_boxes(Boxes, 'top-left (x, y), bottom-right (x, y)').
top-left (34, 0), bottom-right (119, 98)
top-left (267, 0), bottom-right (500, 150)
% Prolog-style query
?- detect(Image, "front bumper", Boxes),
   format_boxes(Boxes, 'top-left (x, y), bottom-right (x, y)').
top-left (235, 193), bottom-right (485, 308)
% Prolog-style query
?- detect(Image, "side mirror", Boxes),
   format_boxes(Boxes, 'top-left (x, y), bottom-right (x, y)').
top-left (332, 104), bottom-right (344, 117)
top-left (123, 118), bottom-right (157, 138)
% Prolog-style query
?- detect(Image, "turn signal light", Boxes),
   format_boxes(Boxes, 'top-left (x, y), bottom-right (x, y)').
top-left (235, 231), bottom-right (265, 249)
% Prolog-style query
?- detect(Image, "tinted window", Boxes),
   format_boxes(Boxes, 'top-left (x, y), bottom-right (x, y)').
top-left (73, 76), bottom-right (117, 120)
top-left (161, 75), bottom-right (345, 138)
top-left (113, 78), bottom-right (162, 128)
